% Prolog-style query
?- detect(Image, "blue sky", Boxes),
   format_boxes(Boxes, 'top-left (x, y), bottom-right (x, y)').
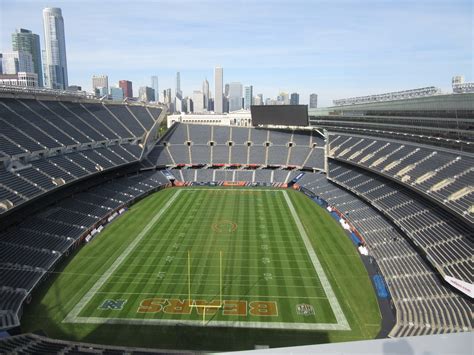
top-left (1, 0), bottom-right (472, 106)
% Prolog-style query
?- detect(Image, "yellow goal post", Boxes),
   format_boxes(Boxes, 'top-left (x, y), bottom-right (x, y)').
top-left (187, 250), bottom-right (224, 325)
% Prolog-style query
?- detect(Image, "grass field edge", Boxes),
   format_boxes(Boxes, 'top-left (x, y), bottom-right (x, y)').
top-left (63, 189), bottom-right (182, 324)
top-left (282, 190), bottom-right (350, 331)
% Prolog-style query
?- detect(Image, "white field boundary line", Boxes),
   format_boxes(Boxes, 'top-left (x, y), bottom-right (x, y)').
top-left (282, 190), bottom-right (350, 331)
top-left (66, 317), bottom-right (346, 331)
top-left (63, 189), bottom-right (182, 324)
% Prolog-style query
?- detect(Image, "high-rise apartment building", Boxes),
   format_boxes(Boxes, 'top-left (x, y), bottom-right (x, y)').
top-left (214, 67), bottom-right (223, 113)
top-left (290, 92), bottom-right (299, 105)
top-left (174, 72), bottom-right (182, 111)
top-left (192, 90), bottom-right (205, 113)
top-left (228, 82), bottom-right (243, 112)
top-left (176, 72), bottom-right (181, 95)
top-left (119, 80), bottom-right (133, 98)
top-left (139, 86), bottom-right (155, 102)
top-left (110, 86), bottom-right (124, 101)
top-left (42, 7), bottom-right (68, 89)
top-left (277, 92), bottom-right (290, 105)
top-left (151, 76), bottom-right (159, 101)
top-left (309, 93), bottom-right (318, 108)
top-left (1, 51), bottom-right (34, 74)
top-left (92, 75), bottom-right (108, 93)
top-left (202, 79), bottom-right (209, 109)
top-left (11, 28), bottom-right (43, 86)
top-left (244, 85), bottom-right (253, 109)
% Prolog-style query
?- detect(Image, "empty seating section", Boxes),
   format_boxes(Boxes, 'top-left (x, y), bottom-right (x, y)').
top-left (0, 288), bottom-right (27, 329)
top-left (0, 170), bottom-right (171, 329)
top-left (212, 145), bottom-right (229, 164)
top-left (0, 100), bottom-right (60, 150)
top-left (191, 145), bottom-right (211, 164)
top-left (105, 105), bottom-right (146, 137)
top-left (235, 170), bottom-right (254, 182)
top-left (328, 134), bottom-right (473, 222)
top-left (169, 145), bottom-right (190, 164)
top-left (328, 160), bottom-right (473, 284)
top-left (267, 145), bottom-right (289, 165)
top-left (231, 145), bottom-right (248, 165)
top-left (172, 168), bottom-right (297, 183)
top-left (213, 126), bottom-right (230, 144)
top-left (288, 147), bottom-right (311, 166)
top-left (32, 99), bottom-right (156, 144)
top-left (127, 105), bottom-right (158, 129)
top-left (81, 103), bottom-right (132, 139)
top-left (0, 333), bottom-right (166, 354)
top-left (1, 99), bottom-right (77, 147)
top-left (33, 100), bottom-right (92, 143)
top-left (149, 123), bottom-right (325, 168)
top-left (0, 97), bottom-right (161, 214)
top-left (189, 124), bottom-right (212, 143)
top-left (296, 171), bottom-right (471, 336)
top-left (195, 169), bottom-right (214, 182)
top-left (248, 146), bottom-right (266, 164)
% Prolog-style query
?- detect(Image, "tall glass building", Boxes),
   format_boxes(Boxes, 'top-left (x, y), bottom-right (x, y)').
top-left (244, 85), bottom-right (253, 109)
top-left (214, 67), bottom-right (223, 113)
top-left (228, 82), bottom-right (243, 112)
top-left (42, 7), bottom-right (68, 90)
top-left (11, 29), bottom-right (43, 87)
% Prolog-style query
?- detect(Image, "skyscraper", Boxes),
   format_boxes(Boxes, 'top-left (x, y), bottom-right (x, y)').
top-left (151, 76), bottom-right (159, 101)
top-left (119, 80), bottom-right (133, 98)
top-left (110, 86), bottom-right (124, 101)
top-left (290, 92), bottom-right (299, 105)
top-left (192, 90), bottom-right (204, 113)
top-left (202, 78), bottom-right (209, 109)
top-left (174, 72), bottom-right (182, 111)
top-left (277, 92), bottom-right (290, 105)
top-left (1, 51), bottom-right (34, 74)
top-left (244, 85), bottom-right (253, 109)
top-left (42, 7), bottom-right (68, 89)
top-left (176, 72), bottom-right (181, 95)
top-left (92, 75), bottom-right (108, 93)
top-left (139, 86), bottom-right (155, 102)
top-left (214, 66), bottom-right (223, 113)
top-left (309, 93), bottom-right (318, 108)
top-left (228, 82), bottom-right (243, 112)
top-left (11, 28), bottom-right (43, 86)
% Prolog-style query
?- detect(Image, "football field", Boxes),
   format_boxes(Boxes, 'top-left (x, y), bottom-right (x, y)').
top-left (64, 188), bottom-right (348, 330)
top-left (23, 187), bottom-right (381, 350)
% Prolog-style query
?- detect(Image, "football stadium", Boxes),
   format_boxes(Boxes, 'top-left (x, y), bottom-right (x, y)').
top-left (0, 85), bottom-right (472, 353)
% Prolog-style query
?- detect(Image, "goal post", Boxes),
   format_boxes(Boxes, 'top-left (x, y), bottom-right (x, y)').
top-left (187, 249), bottom-right (224, 325)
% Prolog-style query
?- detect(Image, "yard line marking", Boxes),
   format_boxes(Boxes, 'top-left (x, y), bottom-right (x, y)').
top-left (102, 279), bottom-right (324, 289)
top-left (93, 291), bottom-right (328, 300)
top-left (63, 189), bottom-right (182, 324)
top-left (106, 271), bottom-right (326, 281)
top-left (118, 263), bottom-right (316, 272)
top-left (282, 190), bottom-right (350, 331)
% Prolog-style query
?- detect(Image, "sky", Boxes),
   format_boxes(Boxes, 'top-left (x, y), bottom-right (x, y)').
top-left (0, 0), bottom-right (472, 106)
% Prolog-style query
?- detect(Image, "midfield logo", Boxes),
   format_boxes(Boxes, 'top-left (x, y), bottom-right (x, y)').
top-left (98, 299), bottom-right (127, 310)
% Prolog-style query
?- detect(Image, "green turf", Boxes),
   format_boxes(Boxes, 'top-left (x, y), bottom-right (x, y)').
top-left (22, 187), bottom-right (381, 351)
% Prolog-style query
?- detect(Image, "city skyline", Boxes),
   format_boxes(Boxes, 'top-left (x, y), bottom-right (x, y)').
top-left (0, 0), bottom-right (472, 106)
